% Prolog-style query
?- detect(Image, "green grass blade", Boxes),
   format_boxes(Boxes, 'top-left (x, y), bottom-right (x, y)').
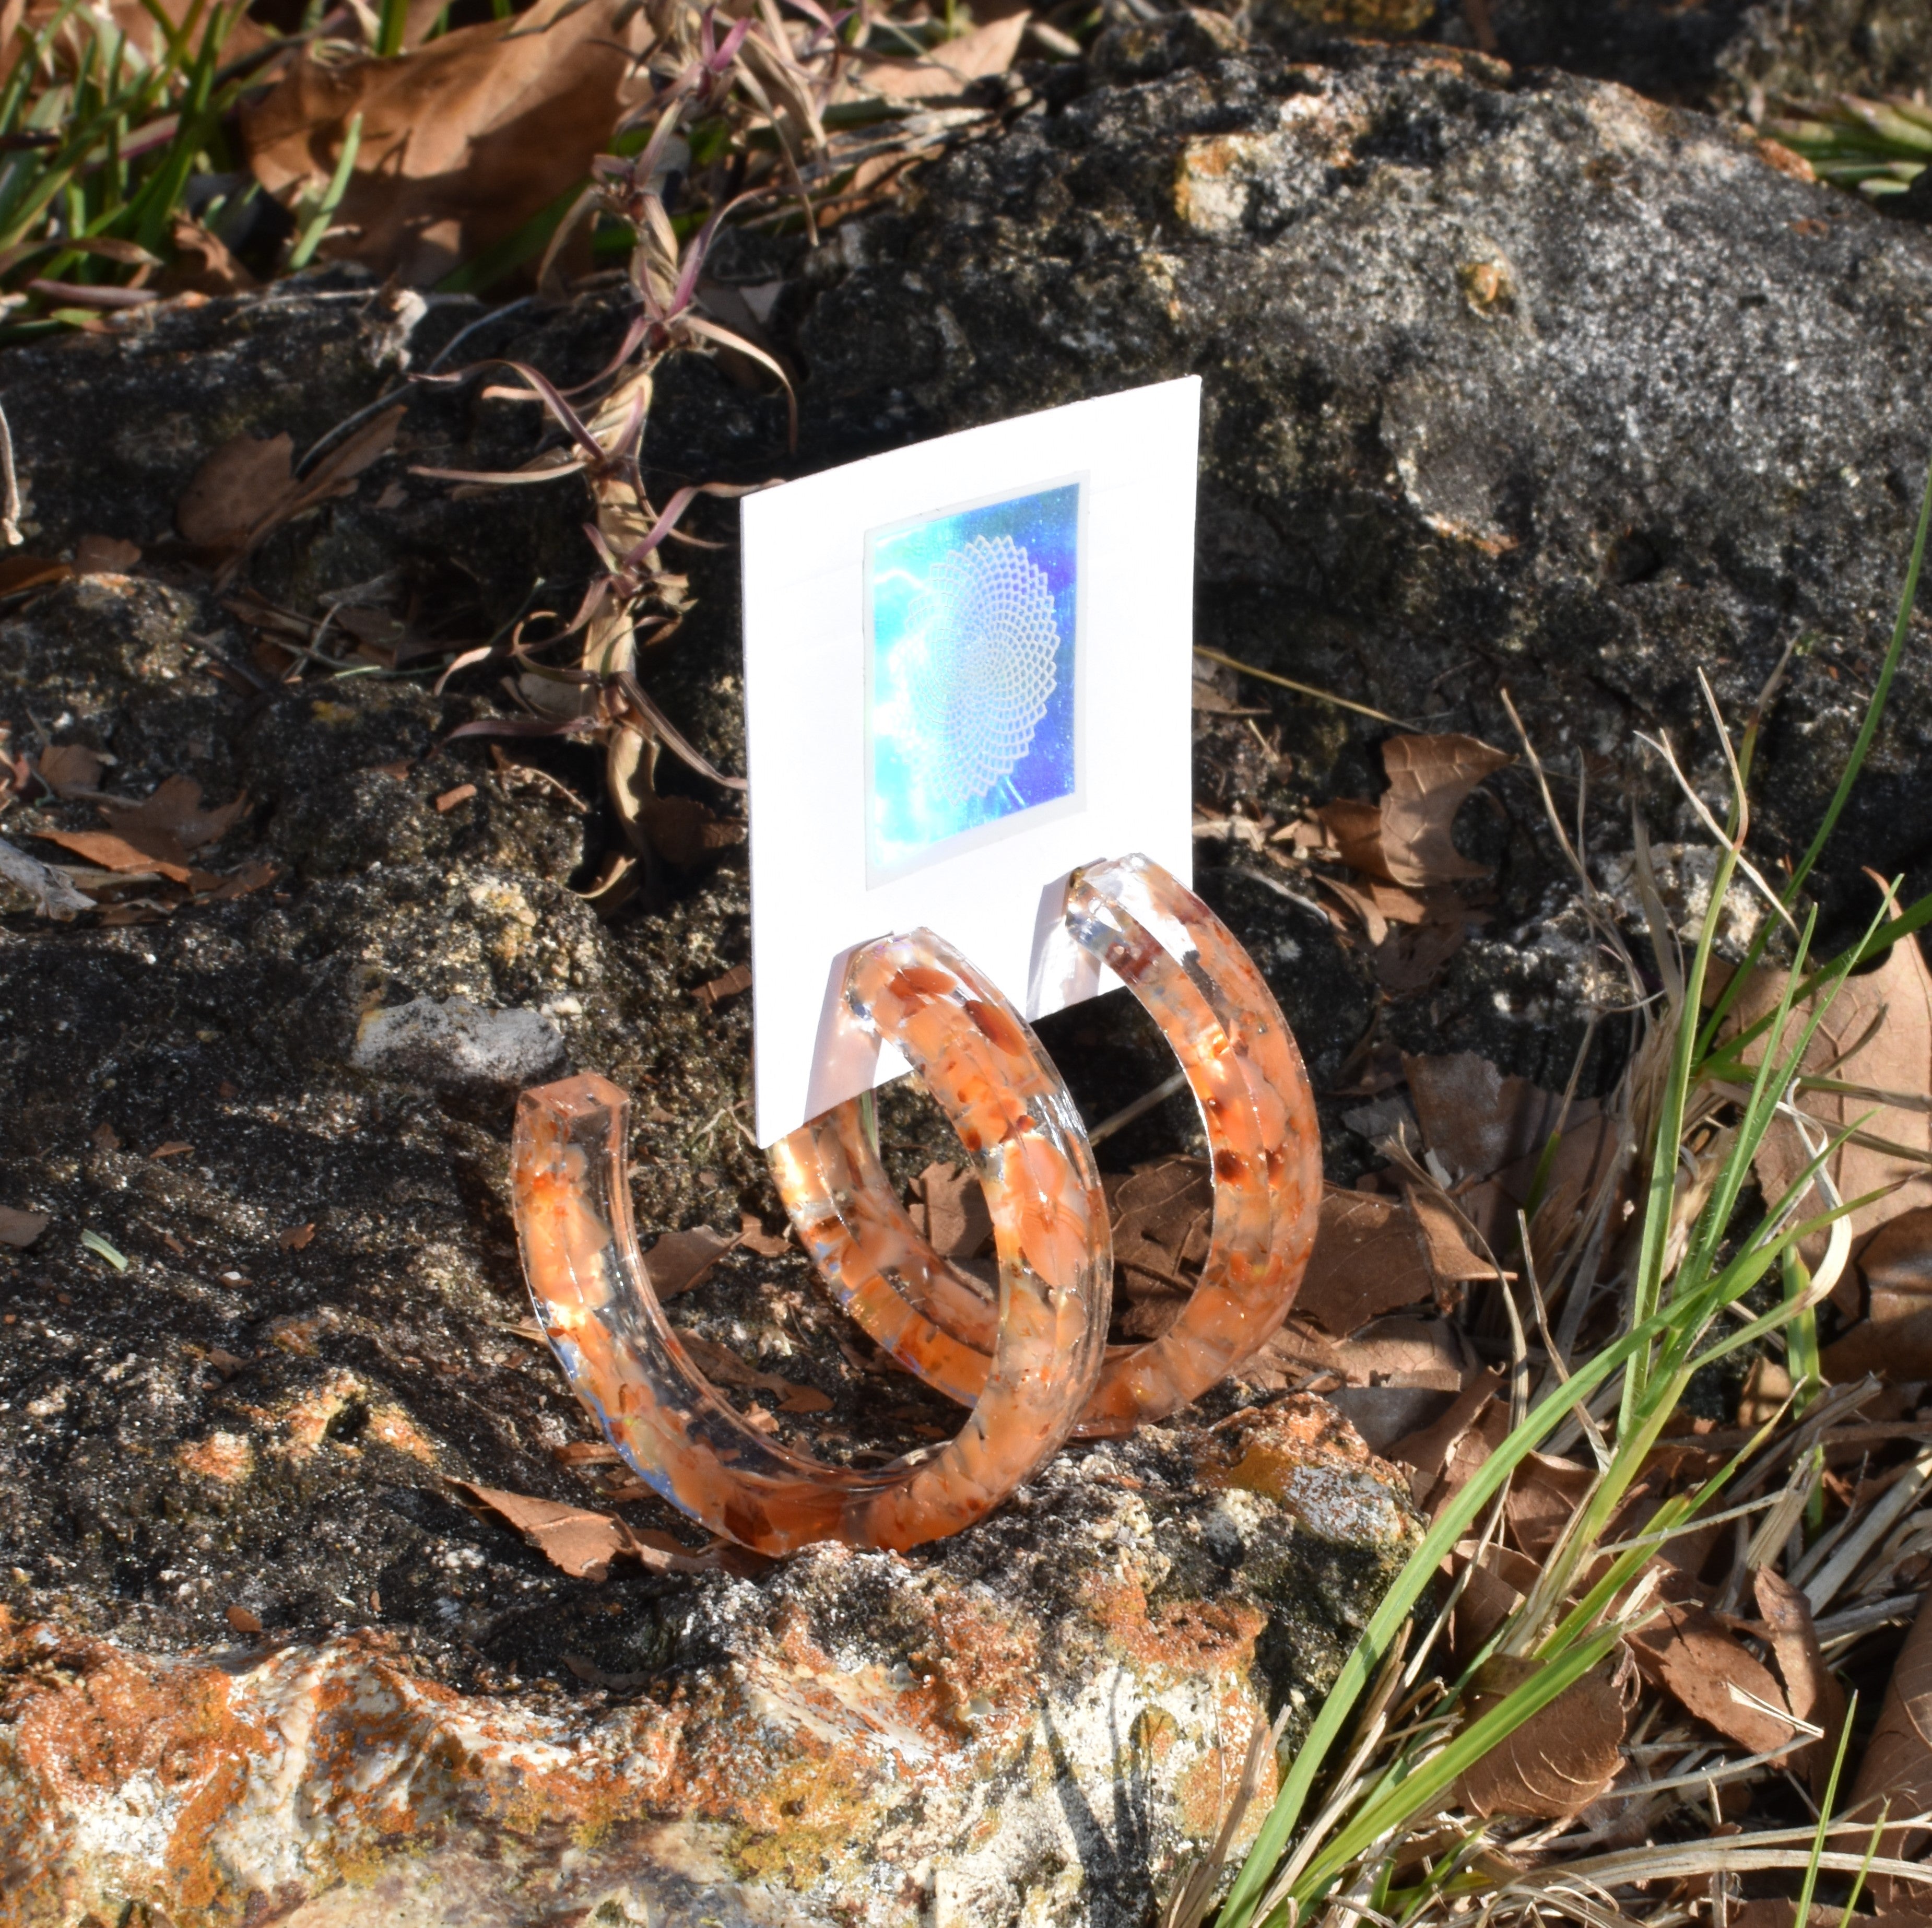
top-left (1285, 1628), bottom-right (1625, 1910)
top-left (376, 0), bottom-right (410, 58)
top-left (287, 110), bottom-right (363, 269)
top-left (1794, 1692), bottom-right (1859, 1928)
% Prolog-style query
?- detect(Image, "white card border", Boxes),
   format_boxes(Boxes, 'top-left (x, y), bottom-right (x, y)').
top-left (743, 377), bottom-right (1200, 1147)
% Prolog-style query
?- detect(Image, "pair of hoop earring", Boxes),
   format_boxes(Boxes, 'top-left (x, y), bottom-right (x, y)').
top-left (512, 854), bottom-right (1320, 1558)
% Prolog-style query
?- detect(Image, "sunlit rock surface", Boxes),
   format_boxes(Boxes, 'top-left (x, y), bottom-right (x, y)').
top-left (2, 1400), bottom-right (1413, 1926)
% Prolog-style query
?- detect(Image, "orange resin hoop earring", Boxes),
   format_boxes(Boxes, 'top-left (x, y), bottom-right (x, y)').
top-left (512, 932), bottom-right (1111, 1556)
top-left (768, 854), bottom-right (1321, 1435)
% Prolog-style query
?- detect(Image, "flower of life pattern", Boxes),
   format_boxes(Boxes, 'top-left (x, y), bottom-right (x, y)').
top-left (900, 534), bottom-right (1059, 812)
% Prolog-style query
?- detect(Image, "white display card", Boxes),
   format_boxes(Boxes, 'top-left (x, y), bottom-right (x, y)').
top-left (741, 377), bottom-right (1200, 1146)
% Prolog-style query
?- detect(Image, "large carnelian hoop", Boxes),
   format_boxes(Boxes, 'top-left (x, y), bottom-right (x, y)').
top-left (513, 930), bottom-right (1111, 1555)
top-left (768, 854), bottom-right (1321, 1434)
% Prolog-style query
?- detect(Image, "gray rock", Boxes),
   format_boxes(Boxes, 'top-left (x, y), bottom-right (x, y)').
top-left (350, 993), bottom-right (569, 1091)
top-left (2, 1401), bottom-right (1416, 1926)
top-left (1715, 0), bottom-right (1932, 121)
top-left (791, 38), bottom-right (1932, 1094)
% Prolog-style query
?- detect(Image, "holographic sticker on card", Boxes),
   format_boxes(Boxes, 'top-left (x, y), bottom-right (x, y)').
top-left (864, 478), bottom-right (1085, 884)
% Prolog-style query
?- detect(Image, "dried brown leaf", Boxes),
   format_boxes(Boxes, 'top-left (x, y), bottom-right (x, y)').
top-left (159, 213), bottom-right (257, 297)
top-left (452, 1480), bottom-right (635, 1580)
top-left (177, 433), bottom-right (294, 550)
top-left (1405, 1052), bottom-right (1571, 1186)
top-left (0, 1206), bottom-right (48, 1249)
top-left (1389, 1366), bottom-right (1504, 1511)
top-left (1403, 1183), bottom-right (1497, 1285)
top-left (1294, 1184), bottom-right (1437, 1335)
top-left (1314, 797), bottom-right (1387, 879)
top-left (1319, 735), bottom-right (1510, 888)
top-left (642, 1226), bottom-right (737, 1298)
top-left (1505, 1450), bottom-right (1596, 1559)
top-left (32, 744), bottom-right (104, 796)
top-left (674, 1332), bottom-right (829, 1414)
top-left (1380, 734), bottom-right (1511, 886)
top-left (1824, 1205), bottom-right (1932, 1381)
top-left (1375, 919), bottom-right (1469, 993)
top-left (1455, 1653), bottom-right (1625, 1820)
top-left (1848, 1585), bottom-right (1932, 1898)
top-left (100, 775), bottom-right (246, 854)
top-left (1629, 1600), bottom-right (1797, 1755)
top-left (1731, 936), bottom-right (1932, 1311)
top-left (912, 1160), bottom-right (994, 1261)
top-left (1754, 1565), bottom-right (1848, 1796)
top-left (1448, 1538), bottom-right (1541, 1664)
top-left (31, 827), bottom-right (189, 881)
top-left (851, 12), bottom-right (1030, 101)
top-left (0, 555), bottom-right (72, 594)
top-left (693, 961), bottom-right (752, 1009)
top-left (242, 0), bottom-right (652, 286)
top-left (737, 1213), bottom-right (791, 1259)
top-left (201, 860), bottom-right (279, 903)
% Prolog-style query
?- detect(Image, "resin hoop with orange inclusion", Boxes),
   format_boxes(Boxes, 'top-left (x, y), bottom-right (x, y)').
top-left (768, 854), bottom-right (1321, 1435)
top-left (512, 932), bottom-right (1110, 1556)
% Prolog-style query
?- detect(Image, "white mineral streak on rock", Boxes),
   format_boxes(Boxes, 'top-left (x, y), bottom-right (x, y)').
top-left (350, 994), bottom-right (567, 1090)
top-left (0, 1399), bottom-right (1418, 1926)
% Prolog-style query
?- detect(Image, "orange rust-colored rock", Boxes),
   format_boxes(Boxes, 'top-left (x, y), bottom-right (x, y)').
top-left (0, 1401), bottom-right (1416, 1927)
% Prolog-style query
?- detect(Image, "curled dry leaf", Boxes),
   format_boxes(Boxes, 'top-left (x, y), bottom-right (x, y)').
top-left (737, 1213), bottom-right (791, 1260)
top-left (1448, 1538), bottom-right (1542, 1664)
top-left (29, 827), bottom-right (189, 882)
top-left (1389, 1366), bottom-right (1505, 1513)
top-left (1825, 1204), bottom-right (1932, 1382)
top-left (0, 1207), bottom-right (49, 1249)
top-left (176, 433), bottom-right (296, 551)
top-left (72, 535), bottom-right (140, 575)
top-left (1629, 1600), bottom-right (1797, 1755)
top-left (158, 213), bottom-right (257, 298)
top-left (30, 744), bottom-right (104, 797)
top-left (0, 555), bottom-right (72, 594)
top-left (1505, 1450), bottom-right (1597, 1560)
top-left (100, 774), bottom-right (248, 855)
top-left (1454, 1653), bottom-right (1627, 1821)
top-left (1753, 1565), bottom-right (1847, 1796)
top-left (1109, 1157), bottom-right (1212, 1299)
top-left (1404, 1052), bottom-right (1575, 1186)
top-left (1317, 733), bottom-right (1510, 889)
top-left (692, 961), bottom-right (752, 1010)
top-left (451, 1479), bottom-right (740, 1580)
top-left (242, 0), bottom-right (652, 286)
top-left (1848, 1583), bottom-right (1932, 1895)
top-left (1402, 1183), bottom-right (1497, 1287)
top-left (1731, 935), bottom-right (1932, 1315)
top-left (176, 409), bottom-right (405, 574)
